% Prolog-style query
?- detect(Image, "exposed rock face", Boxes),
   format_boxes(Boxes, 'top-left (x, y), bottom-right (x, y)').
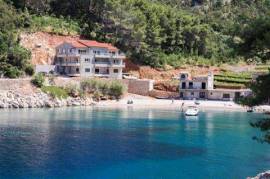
top-left (0, 91), bottom-right (95, 109)
top-left (247, 171), bottom-right (270, 179)
top-left (20, 32), bottom-right (80, 65)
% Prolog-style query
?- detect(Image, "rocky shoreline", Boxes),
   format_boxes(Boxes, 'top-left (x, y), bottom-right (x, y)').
top-left (247, 170), bottom-right (270, 179)
top-left (0, 91), bottom-right (94, 109)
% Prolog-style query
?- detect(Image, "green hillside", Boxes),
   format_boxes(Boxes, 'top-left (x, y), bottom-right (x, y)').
top-left (1, 0), bottom-right (270, 77)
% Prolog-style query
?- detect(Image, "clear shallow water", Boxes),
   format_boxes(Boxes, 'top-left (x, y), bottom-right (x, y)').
top-left (0, 107), bottom-right (269, 179)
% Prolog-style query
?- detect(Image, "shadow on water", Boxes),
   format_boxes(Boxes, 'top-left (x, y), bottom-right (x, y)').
top-left (0, 124), bottom-right (205, 177)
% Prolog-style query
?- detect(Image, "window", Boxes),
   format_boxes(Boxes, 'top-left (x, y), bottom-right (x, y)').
top-left (235, 92), bottom-right (241, 99)
top-left (113, 69), bottom-right (119, 73)
top-left (76, 68), bottom-right (80, 73)
top-left (191, 92), bottom-right (194, 96)
top-left (182, 82), bottom-right (186, 89)
top-left (95, 69), bottom-right (99, 74)
top-left (223, 94), bottom-right (230, 99)
top-left (85, 58), bottom-right (90, 62)
top-left (181, 74), bottom-right (186, 79)
top-left (79, 49), bottom-right (87, 54)
top-left (85, 68), bottom-right (90, 73)
top-left (202, 82), bottom-right (206, 89)
top-left (189, 82), bottom-right (193, 89)
top-left (199, 92), bottom-right (205, 98)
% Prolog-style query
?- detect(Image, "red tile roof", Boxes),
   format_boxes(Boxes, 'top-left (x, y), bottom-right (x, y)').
top-left (70, 41), bottom-right (88, 48)
top-left (64, 41), bottom-right (87, 48)
top-left (78, 40), bottom-right (118, 51)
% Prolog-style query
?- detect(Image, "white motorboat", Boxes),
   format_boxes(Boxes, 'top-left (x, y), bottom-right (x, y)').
top-left (185, 106), bottom-right (199, 116)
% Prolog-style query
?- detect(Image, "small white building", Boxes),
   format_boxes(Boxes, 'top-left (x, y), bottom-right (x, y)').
top-left (179, 71), bottom-right (214, 99)
top-left (55, 40), bottom-right (126, 79)
top-left (179, 72), bottom-right (252, 101)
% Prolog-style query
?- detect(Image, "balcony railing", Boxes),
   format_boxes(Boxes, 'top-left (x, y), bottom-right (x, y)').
top-left (57, 52), bottom-right (79, 57)
top-left (55, 61), bottom-right (80, 66)
top-left (93, 61), bottom-right (125, 67)
top-left (94, 53), bottom-right (126, 59)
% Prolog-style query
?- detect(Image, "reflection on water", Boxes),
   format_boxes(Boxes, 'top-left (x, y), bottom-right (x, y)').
top-left (0, 108), bottom-right (268, 178)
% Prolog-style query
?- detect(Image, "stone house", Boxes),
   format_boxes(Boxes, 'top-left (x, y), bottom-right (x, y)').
top-left (179, 72), bottom-right (251, 101)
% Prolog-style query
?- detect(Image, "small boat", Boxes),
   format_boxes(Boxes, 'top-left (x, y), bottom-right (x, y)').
top-left (194, 100), bottom-right (200, 105)
top-left (247, 107), bottom-right (254, 113)
top-left (185, 106), bottom-right (199, 116)
top-left (127, 99), bottom-right (134, 104)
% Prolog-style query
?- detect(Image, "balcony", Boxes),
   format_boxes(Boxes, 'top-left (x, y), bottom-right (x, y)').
top-left (56, 52), bottom-right (80, 57)
top-left (111, 62), bottom-right (125, 68)
top-left (55, 61), bottom-right (80, 66)
top-left (94, 53), bottom-right (126, 59)
top-left (94, 61), bottom-right (111, 67)
top-left (93, 61), bottom-right (125, 68)
top-left (183, 86), bottom-right (207, 90)
top-left (113, 53), bottom-right (126, 59)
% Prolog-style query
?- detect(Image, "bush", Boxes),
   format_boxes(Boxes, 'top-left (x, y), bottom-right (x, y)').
top-left (65, 84), bottom-right (80, 97)
top-left (80, 79), bottom-right (100, 93)
top-left (41, 86), bottom-right (68, 99)
top-left (30, 15), bottom-right (80, 35)
top-left (31, 73), bottom-right (45, 87)
top-left (109, 81), bottom-right (127, 99)
top-left (24, 65), bottom-right (34, 76)
top-left (4, 66), bottom-right (22, 78)
top-left (80, 79), bottom-right (126, 99)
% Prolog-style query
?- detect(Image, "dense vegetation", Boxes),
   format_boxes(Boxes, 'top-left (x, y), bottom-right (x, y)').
top-left (239, 71), bottom-right (270, 143)
top-left (1, 0), bottom-right (270, 73)
top-left (80, 78), bottom-right (126, 100)
top-left (0, 0), bottom-right (34, 78)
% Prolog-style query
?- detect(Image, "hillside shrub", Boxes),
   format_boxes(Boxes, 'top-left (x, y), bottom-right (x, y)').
top-left (80, 79), bottom-right (100, 93)
top-left (109, 81), bottom-right (127, 99)
top-left (41, 86), bottom-right (68, 99)
top-left (30, 15), bottom-right (80, 35)
top-left (3, 66), bottom-right (22, 78)
top-left (31, 73), bottom-right (45, 87)
top-left (65, 84), bottom-right (80, 97)
top-left (80, 79), bottom-right (126, 99)
top-left (24, 65), bottom-right (35, 76)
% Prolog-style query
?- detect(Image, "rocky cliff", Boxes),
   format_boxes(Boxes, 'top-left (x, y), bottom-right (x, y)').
top-left (20, 32), bottom-right (80, 65)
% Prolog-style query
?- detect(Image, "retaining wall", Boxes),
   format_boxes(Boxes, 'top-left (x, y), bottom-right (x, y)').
top-left (0, 77), bottom-right (154, 96)
top-left (0, 78), bottom-right (35, 94)
top-left (124, 79), bottom-right (154, 96)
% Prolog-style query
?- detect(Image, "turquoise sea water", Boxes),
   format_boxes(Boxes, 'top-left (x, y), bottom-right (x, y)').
top-left (0, 107), bottom-right (269, 178)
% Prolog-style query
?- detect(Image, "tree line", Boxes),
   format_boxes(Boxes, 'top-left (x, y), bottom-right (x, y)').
top-left (1, 0), bottom-right (270, 78)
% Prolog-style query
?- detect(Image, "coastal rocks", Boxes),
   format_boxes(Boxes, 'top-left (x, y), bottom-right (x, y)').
top-left (0, 91), bottom-right (94, 109)
top-left (248, 171), bottom-right (270, 179)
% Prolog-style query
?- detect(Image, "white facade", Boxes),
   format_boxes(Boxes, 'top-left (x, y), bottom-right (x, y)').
top-left (55, 41), bottom-right (125, 79)
top-left (179, 72), bottom-right (251, 101)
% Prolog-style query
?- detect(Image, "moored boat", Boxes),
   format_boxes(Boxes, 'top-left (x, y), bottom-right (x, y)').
top-left (185, 106), bottom-right (199, 116)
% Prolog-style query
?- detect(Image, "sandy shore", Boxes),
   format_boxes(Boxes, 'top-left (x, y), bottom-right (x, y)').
top-left (96, 94), bottom-right (270, 112)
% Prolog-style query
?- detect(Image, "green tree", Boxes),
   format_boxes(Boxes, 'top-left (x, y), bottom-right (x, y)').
top-left (241, 72), bottom-right (270, 143)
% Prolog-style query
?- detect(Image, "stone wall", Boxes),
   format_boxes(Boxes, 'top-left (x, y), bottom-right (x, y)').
top-left (0, 78), bottom-right (35, 94)
top-left (53, 77), bottom-right (81, 87)
top-left (53, 77), bottom-right (153, 96)
top-left (0, 77), bottom-right (154, 97)
top-left (124, 79), bottom-right (154, 96)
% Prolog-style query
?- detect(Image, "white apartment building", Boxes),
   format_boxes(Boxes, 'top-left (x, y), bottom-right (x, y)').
top-left (55, 40), bottom-right (125, 79)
